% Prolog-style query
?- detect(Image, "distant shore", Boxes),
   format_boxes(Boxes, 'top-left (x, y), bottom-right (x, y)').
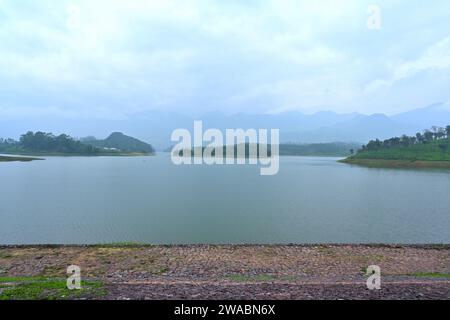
top-left (0, 152), bottom-right (153, 158)
top-left (0, 155), bottom-right (43, 162)
top-left (339, 158), bottom-right (450, 169)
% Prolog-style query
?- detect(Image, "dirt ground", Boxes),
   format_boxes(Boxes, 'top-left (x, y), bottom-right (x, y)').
top-left (0, 244), bottom-right (449, 300)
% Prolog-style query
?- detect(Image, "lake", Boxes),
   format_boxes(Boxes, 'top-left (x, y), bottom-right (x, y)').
top-left (0, 154), bottom-right (449, 244)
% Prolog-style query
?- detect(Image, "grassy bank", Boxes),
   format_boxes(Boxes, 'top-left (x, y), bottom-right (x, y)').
top-left (0, 276), bottom-right (106, 300)
top-left (0, 155), bottom-right (43, 162)
top-left (1, 151), bottom-right (152, 157)
top-left (341, 138), bottom-right (450, 168)
top-left (339, 158), bottom-right (450, 169)
top-left (352, 139), bottom-right (450, 161)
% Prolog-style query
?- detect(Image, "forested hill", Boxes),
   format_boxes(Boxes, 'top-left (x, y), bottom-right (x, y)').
top-left (0, 131), bottom-right (154, 156)
top-left (341, 125), bottom-right (450, 166)
top-left (82, 132), bottom-right (155, 154)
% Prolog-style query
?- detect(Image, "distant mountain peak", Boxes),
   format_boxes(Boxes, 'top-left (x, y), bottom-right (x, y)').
top-left (392, 103), bottom-right (450, 128)
top-left (424, 102), bottom-right (446, 110)
top-left (86, 132), bottom-right (154, 154)
top-left (313, 110), bottom-right (336, 115)
top-left (107, 132), bottom-right (126, 138)
top-left (368, 113), bottom-right (389, 119)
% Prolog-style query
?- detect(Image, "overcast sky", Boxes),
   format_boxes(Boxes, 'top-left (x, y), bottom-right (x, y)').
top-left (1, 0), bottom-right (450, 120)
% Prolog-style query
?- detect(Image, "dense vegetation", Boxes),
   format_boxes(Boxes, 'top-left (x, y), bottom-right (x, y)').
top-left (0, 131), bottom-right (154, 156)
top-left (279, 142), bottom-right (360, 156)
top-left (347, 125), bottom-right (450, 162)
top-left (0, 132), bottom-right (99, 155)
top-left (82, 132), bottom-right (154, 154)
top-left (181, 143), bottom-right (272, 158)
top-left (181, 142), bottom-right (359, 158)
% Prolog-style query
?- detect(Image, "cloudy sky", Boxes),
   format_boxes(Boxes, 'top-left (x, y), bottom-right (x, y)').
top-left (0, 0), bottom-right (449, 120)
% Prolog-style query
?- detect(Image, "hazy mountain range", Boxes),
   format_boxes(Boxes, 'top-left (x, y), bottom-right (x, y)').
top-left (1, 103), bottom-right (449, 150)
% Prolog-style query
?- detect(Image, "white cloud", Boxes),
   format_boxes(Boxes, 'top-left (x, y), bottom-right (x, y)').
top-left (0, 0), bottom-right (450, 117)
top-left (394, 37), bottom-right (450, 77)
top-left (365, 37), bottom-right (450, 93)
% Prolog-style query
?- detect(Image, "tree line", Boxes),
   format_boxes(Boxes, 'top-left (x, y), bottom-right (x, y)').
top-left (0, 131), bottom-right (100, 154)
top-left (361, 125), bottom-right (450, 152)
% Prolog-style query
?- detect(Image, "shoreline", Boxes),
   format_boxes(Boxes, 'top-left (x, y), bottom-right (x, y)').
top-left (0, 155), bottom-right (43, 162)
top-left (1, 244), bottom-right (449, 300)
top-left (0, 152), bottom-right (155, 158)
top-left (339, 158), bottom-right (450, 169)
top-left (1, 243), bottom-right (449, 248)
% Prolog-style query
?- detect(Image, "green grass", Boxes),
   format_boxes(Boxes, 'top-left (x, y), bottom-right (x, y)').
top-left (0, 276), bottom-right (49, 283)
top-left (360, 266), bottom-right (381, 278)
top-left (409, 272), bottom-right (450, 279)
top-left (0, 276), bottom-right (106, 300)
top-left (0, 251), bottom-right (13, 259)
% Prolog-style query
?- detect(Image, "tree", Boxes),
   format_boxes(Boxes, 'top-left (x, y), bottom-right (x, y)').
top-left (416, 132), bottom-right (423, 144)
top-left (18, 131), bottom-right (100, 154)
top-left (436, 127), bottom-right (446, 140)
top-left (423, 130), bottom-right (434, 142)
top-left (359, 125), bottom-right (450, 152)
top-left (401, 135), bottom-right (411, 146)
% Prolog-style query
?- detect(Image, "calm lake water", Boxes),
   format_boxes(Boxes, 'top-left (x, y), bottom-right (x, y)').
top-left (0, 154), bottom-right (449, 244)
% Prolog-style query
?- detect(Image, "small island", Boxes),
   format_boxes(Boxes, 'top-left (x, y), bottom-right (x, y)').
top-left (0, 131), bottom-right (155, 157)
top-left (180, 142), bottom-right (360, 158)
top-left (340, 125), bottom-right (450, 168)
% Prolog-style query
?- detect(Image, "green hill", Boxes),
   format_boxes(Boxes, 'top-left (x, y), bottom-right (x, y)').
top-left (348, 139), bottom-right (450, 161)
top-left (341, 125), bottom-right (450, 168)
top-left (83, 132), bottom-right (155, 154)
top-left (1, 131), bottom-right (154, 156)
top-left (0, 132), bottom-right (99, 156)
